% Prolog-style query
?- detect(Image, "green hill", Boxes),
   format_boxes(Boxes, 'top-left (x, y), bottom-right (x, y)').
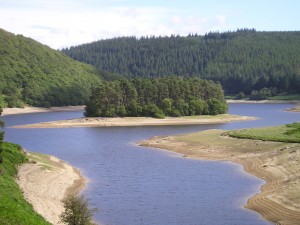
top-left (0, 142), bottom-right (51, 225)
top-left (62, 29), bottom-right (300, 96)
top-left (0, 28), bottom-right (105, 107)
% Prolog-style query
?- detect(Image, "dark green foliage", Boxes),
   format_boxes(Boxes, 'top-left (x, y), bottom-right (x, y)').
top-left (235, 92), bottom-right (245, 100)
top-left (62, 30), bottom-right (300, 95)
top-left (85, 77), bottom-right (227, 117)
top-left (60, 195), bottom-right (97, 225)
top-left (249, 88), bottom-right (273, 100)
top-left (285, 123), bottom-right (300, 136)
top-left (0, 28), bottom-right (106, 107)
top-left (0, 142), bottom-right (51, 225)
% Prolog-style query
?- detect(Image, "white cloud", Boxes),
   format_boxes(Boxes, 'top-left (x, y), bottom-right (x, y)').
top-left (215, 15), bottom-right (226, 26)
top-left (0, 1), bottom-right (231, 49)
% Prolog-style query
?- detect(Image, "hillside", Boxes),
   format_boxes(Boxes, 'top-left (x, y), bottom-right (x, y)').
top-left (0, 140), bottom-right (51, 225)
top-left (62, 29), bottom-right (300, 95)
top-left (0, 28), bottom-right (105, 107)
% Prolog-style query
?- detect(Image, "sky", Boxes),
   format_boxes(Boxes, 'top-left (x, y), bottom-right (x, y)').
top-left (0, 0), bottom-right (299, 49)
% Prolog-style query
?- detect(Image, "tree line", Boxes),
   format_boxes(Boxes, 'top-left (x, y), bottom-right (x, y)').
top-left (62, 29), bottom-right (300, 96)
top-left (85, 77), bottom-right (227, 118)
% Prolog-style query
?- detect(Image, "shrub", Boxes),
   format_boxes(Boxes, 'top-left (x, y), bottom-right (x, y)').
top-left (60, 195), bottom-right (97, 225)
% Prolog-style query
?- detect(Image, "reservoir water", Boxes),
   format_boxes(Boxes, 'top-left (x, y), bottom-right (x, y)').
top-left (2, 103), bottom-right (300, 225)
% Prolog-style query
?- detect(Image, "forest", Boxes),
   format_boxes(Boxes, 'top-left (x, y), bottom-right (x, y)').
top-left (2, 28), bottom-right (300, 109)
top-left (0, 29), bottom-right (110, 107)
top-left (62, 29), bottom-right (300, 96)
top-left (85, 77), bottom-right (227, 118)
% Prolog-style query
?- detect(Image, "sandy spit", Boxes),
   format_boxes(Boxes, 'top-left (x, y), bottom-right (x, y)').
top-left (286, 103), bottom-right (300, 112)
top-left (139, 130), bottom-right (300, 225)
top-left (11, 114), bottom-right (257, 129)
top-left (2, 105), bottom-right (85, 116)
top-left (16, 152), bottom-right (85, 225)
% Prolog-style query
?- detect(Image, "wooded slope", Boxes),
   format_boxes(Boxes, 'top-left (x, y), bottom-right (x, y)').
top-left (0, 29), bottom-right (103, 107)
top-left (62, 29), bottom-right (300, 95)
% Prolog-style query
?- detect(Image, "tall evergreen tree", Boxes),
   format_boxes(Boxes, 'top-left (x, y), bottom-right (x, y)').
top-left (62, 30), bottom-right (300, 95)
top-left (85, 77), bottom-right (227, 118)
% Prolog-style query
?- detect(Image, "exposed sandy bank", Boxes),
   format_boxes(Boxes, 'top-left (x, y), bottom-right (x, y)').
top-left (227, 99), bottom-right (300, 104)
top-left (16, 152), bottom-right (85, 225)
top-left (2, 105), bottom-right (85, 116)
top-left (139, 129), bottom-right (300, 225)
top-left (11, 114), bottom-right (257, 129)
top-left (287, 103), bottom-right (300, 112)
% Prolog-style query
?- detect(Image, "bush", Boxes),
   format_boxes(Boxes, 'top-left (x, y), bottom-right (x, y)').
top-left (60, 195), bottom-right (97, 225)
top-left (249, 88), bottom-right (272, 100)
top-left (235, 92), bottom-right (245, 99)
top-left (143, 103), bottom-right (165, 118)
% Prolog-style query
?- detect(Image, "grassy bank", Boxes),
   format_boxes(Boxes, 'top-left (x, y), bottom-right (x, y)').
top-left (268, 94), bottom-right (300, 101)
top-left (225, 122), bottom-right (300, 143)
top-left (0, 142), bottom-right (50, 225)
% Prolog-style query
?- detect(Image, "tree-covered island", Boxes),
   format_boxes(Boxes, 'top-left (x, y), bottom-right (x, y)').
top-left (84, 77), bottom-right (227, 118)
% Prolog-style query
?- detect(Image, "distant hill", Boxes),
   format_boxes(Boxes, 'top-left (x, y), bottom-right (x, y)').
top-left (0, 28), bottom-right (106, 107)
top-left (62, 29), bottom-right (300, 95)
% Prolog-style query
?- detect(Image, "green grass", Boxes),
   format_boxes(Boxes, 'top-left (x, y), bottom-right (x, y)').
top-left (0, 142), bottom-right (51, 225)
top-left (225, 122), bottom-right (300, 143)
top-left (268, 94), bottom-right (300, 101)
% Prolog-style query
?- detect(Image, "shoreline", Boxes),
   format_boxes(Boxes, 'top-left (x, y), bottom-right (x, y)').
top-left (2, 105), bottom-right (85, 116)
top-left (11, 114), bottom-right (257, 129)
top-left (16, 152), bottom-right (86, 225)
top-left (226, 99), bottom-right (300, 104)
top-left (139, 130), bottom-right (300, 225)
top-left (2, 100), bottom-right (299, 117)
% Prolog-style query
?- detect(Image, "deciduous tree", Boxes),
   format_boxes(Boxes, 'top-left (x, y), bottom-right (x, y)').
top-left (60, 195), bottom-right (97, 225)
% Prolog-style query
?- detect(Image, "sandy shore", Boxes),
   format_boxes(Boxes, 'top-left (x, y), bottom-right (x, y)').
top-left (227, 100), bottom-right (300, 112)
top-left (2, 105), bottom-right (85, 116)
top-left (2, 101), bottom-right (299, 116)
top-left (227, 99), bottom-right (300, 104)
top-left (16, 152), bottom-right (85, 225)
top-left (287, 103), bottom-right (300, 112)
top-left (11, 114), bottom-right (257, 129)
top-left (139, 129), bottom-right (300, 225)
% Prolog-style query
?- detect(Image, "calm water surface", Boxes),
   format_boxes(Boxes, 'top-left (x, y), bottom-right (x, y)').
top-left (2, 103), bottom-right (300, 225)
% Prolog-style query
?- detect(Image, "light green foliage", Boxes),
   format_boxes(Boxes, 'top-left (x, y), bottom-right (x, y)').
top-left (0, 143), bottom-right (51, 225)
top-left (0, 95), bottom-right (7, 108)
top-left (0, 28), bottom-right (104, 107)
top-left (60, 195), bottom-right (97, 225)
top-left (62, 29), bottom-right (300, 95)
top-left (226, 123), bottom-right (300, 143)
top-left (85, 77), bottom-right (227, 117)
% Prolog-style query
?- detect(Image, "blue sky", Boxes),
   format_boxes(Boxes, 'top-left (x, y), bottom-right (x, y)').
top-left (0, 0), bottom-right (299, 49)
